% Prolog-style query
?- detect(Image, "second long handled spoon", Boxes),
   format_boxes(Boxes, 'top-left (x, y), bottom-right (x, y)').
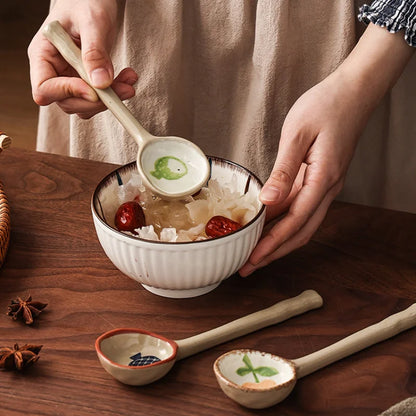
top-left (214, 302), bottom-right (416, 409)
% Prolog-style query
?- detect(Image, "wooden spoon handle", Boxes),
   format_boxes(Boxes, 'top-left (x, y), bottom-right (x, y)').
top-left (42, 20), bottom-right (150, 145)
top-left (293, 303), bottom-right (416, 379)
top-left (175, 290), bottom-right (323, 360)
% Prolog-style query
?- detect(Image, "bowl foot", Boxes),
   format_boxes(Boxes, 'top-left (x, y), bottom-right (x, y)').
top-left (141, 282), bottom-right (221, 298)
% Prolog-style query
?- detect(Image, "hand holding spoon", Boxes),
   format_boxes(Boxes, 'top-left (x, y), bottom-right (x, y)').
top-left (214, 302), bottom-right (416, 409)
top-left (94, 290), bottom-right (323, 385)
top-left (42, 21), bottom-right (210, 199)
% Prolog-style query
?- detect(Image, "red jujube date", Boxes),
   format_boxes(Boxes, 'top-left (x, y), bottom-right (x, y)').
top-left (115, 201), bottom-right (146, 232)
top-left (205, 215), bottom-right (241, 238)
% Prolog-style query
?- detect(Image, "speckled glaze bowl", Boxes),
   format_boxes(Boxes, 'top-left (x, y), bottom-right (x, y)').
top-left (91, 157), bottom-right (265, 298)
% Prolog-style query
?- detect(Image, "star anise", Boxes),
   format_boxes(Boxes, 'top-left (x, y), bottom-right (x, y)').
top-left (7, 295), bottom-right (48, 325)
top-left (0, 344), bottom-right (42, 371)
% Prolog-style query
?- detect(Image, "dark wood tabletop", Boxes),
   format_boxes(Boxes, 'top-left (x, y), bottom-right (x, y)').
top-left (0, 147), bottom-right (415, 416)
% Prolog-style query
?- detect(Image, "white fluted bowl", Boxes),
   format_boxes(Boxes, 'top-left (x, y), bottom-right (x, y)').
top-left (91, 157), bottom-right (265, 298)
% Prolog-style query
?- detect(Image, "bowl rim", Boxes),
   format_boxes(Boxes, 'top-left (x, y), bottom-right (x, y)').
top-left (91, 156), bottom-right (266, 245)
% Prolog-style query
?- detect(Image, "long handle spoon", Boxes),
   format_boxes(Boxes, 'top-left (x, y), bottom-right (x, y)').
top-left (95, 290), bottom-right (323, 385)
top-left (43, 21), bottom-right (210, 199)
top-left (214, 302), bottom-right (416, 409)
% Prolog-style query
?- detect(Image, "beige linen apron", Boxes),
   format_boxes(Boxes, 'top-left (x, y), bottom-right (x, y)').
top-left (37, 0), bottom-right (416, 213)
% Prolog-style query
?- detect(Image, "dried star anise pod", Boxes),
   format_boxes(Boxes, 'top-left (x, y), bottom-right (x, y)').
top-left (7, 295), bottom-right (48, 325)
top-left (0, 344), bottom-right (42, 371)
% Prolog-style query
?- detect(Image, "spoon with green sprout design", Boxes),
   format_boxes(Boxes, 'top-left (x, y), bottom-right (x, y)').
top-left (43, 21), bottom-right (210, 199)
top-left (214, 302), bottom-right (416, 409)
top-left (237, 353), bottom-right (278, 384)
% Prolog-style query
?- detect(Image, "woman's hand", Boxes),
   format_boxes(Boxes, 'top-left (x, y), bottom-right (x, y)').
top-left (239, 23), bottom-right (415, 277)
top-left (28, 0), bottom-right (138, 119)
top-left (239, 72), bottom-right (363, 276)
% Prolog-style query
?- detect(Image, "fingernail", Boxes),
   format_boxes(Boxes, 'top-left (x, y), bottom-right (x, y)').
top-left (260, 186), bottom-right (281, 202)
top-left (90, 68), bottom-right (111, 88)
top-left (239, 263), bottom-right (256, 277)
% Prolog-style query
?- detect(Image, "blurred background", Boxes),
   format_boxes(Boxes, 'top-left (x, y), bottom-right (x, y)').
top-left (0, 0), bottom-right (49, 150)
top-left (1, 1), bottom-right (414, 214)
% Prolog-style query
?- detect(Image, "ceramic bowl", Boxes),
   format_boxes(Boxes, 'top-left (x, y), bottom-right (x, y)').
top-left (91, 157), bottom-right (265, 298)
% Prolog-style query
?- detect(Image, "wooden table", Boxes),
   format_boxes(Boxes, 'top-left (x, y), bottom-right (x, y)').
top-left (0, 148), bottom-right (415, 416)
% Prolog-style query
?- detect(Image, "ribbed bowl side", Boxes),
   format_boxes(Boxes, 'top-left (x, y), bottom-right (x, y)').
top-left (93, 211), bottom-right (265, 291)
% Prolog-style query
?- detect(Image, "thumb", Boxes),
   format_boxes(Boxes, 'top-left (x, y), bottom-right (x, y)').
top-left (79, 22), bottom-right (114, 88)
top-left (260, 133), bottom-right (308, 206)
top-left (260, 163), bottom-right (298, 206)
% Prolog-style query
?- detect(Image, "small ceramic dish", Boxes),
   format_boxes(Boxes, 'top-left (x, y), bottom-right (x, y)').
top-left (91, 157), bottom-right (265, 298)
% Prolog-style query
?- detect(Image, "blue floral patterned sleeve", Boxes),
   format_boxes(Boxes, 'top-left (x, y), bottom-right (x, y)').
top-left (358, 0), bottom-right (416, 46)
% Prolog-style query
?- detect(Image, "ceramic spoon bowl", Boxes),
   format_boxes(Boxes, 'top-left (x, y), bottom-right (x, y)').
top-left (95, 290), bottom-right (323, 385)
top-left (214, 302), bottom-right (416, 409)
top-left (43, 21), bottom-right (210, 199)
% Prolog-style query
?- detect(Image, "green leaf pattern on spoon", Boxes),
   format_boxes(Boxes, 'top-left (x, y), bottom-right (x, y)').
top-left (150, 156), bottom-right (188, 180)
top-left (236, 354), bottom-right (278, 383)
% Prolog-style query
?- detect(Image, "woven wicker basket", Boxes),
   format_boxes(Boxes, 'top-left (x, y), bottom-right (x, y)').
top-left (0, 133), bottom-right (11, 267)
top-left (0, 181), bottom-right (10, 267)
